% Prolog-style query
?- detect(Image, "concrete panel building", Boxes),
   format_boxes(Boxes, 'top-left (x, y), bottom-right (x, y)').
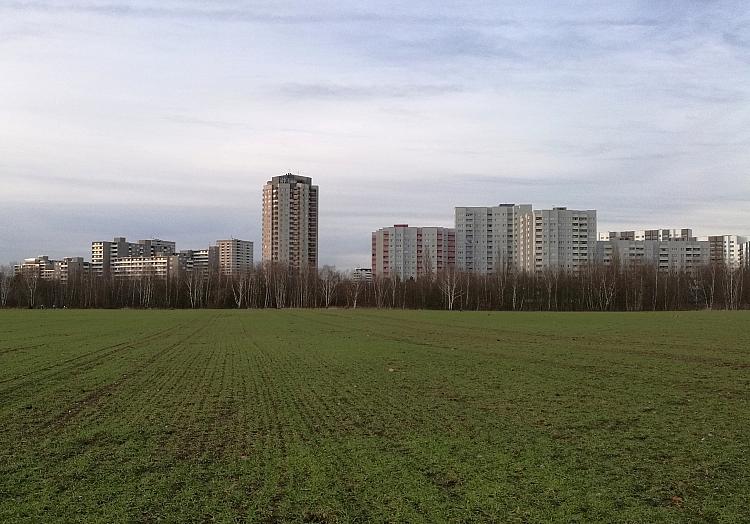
top-left (91, 237), bottom-right (175, 275)
top-left (352, 268), bottom-right (373, 283)
top-left (372, 225), bottom-right (455, 280)
top-left (262, 173), bottom-right (319, 270)
top-left (707, 235), bottom-right (748, 269)
top-left (179, 246), bottom-right (219, 274)
top-left (15, 256), bottom-right (91, 281)
top-left (600, 229), bottom-right (695, 242)
top-left (742, 240), bottom-right (750, 268)
top-left (216, 239), bottom-right (253, 275)
top-left (526, 207), bottom-right (597, 273)
top-left (111, 256), bottom-right (183, 279)
top-left (455, 204), bottom-right (532, 273)
top-left (14, 256), bottom-right (56, 279)
top-left (596, 239), bottom-right (709, 273)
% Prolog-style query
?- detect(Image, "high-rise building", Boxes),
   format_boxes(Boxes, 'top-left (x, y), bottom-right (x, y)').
top-left (216, 239), bottom-right (253, 275)
top-left (455, 204), bottom-right (532, 273)
top-left (371, 224), bottom-right (455, 280)
top-left (262, 173), bottom-right (318, 270)
top-left (524, 207), bottom-right (597, 273)
top-left (707, 235), bottom-right (748, 269)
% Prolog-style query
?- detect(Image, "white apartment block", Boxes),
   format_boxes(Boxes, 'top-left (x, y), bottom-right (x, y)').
top-left (742, 241), bottom-right (750, 268)
top-left (91, 237), bottom-right (175, 275)
top-left (111, 256), bottom-right (183, 279)
top-left (179, 247), bottom-right (219, 274)
top-left (527, 207), bottom-right (597, 273)
top-left (455, 204), bottom-right (532, 273)
top-left (216, 239), bottom-right (253, 275)
top-left (372, 225), bottom-right (455, 280)
top-left (352, 268), bottom-right (373, 283)
top-left (262, 173), bottom-right (319, 270)
top-left (15, 256), bottom-right (56, 279)
top-left (596, 239), bottom-right (709, 273)
top-left (707, 235), bottom-right (748, 269)
top-left (15, 256), bottom-right (90, 281)
top-left (600, 229), bottom-right (695, 242)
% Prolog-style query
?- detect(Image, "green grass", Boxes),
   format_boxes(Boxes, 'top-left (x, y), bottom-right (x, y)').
top-left (1, 310), bottom-right (749, 523)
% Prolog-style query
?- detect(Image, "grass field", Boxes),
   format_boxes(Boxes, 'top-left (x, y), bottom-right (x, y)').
top-left (1, 310), bottom-right (749, 523)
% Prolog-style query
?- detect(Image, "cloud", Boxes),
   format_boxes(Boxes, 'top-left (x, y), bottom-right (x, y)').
top-left (276, 82), bottom-right (465, 100)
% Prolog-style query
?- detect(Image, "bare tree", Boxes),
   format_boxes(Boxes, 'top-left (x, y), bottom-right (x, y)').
top-left (21, 271), bottom-right (40, 308)
top-left (346, 274), bottom-right (363, 309)
top-left (0, 266), bottom-right (12, 307)
top-left (319, 266), bottom-right (340, 308)
top-left (438, 267), bottom-right (461, 311)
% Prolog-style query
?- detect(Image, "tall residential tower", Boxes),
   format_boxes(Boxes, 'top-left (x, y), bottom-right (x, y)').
top-left (262, 174), bottom-right (319, 270)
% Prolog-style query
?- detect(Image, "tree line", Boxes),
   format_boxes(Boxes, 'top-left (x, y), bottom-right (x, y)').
top-left (1, 262), bottom-right (748, 311)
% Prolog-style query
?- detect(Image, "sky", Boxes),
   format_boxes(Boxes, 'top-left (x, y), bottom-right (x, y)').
top-left (1, 0), bottom-right (749, 268)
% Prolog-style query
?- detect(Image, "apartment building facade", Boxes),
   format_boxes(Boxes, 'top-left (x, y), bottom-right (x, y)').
top-left (91, 237), bottom-right (176, 275)
top-left (707, 235), bottom-right (748, 269)
top-left (600, 229), bottom-right (695, 242)
top-left (216, 239), bottom-right (253, 275)
top-left (371, 225), bottom-right (455, 280)
top-left (111, 256), bottom-right (183, 279)
top-left (15, 256), bottom-right (91, 281)
top-left (352, 268), bottom-right (373, 283)
top-left (455, 204), bottom-right (532, 273)
top-left (262, 174), bottom-right (319, 270)
top-left (179, 247), bottom-right (219, 274)
top-left (525, 207), bottom-right (597, 273)
top-left (596, 239), bottom-right (709, 272)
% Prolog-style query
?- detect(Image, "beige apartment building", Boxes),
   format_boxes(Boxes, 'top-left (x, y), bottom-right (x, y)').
top-left (216, 239), bottom-right (253, 275)
top-left (455, 204), bottom-right (532, 273)
top-left (371, 225), bottom-right (455, 280)
top-left (262, 174), bottom-right (318, 270)
top-left (524, 207), bottom-right (597, 273)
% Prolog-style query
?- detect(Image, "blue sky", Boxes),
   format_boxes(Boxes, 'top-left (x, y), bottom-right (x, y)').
top-left (1, 1), bottom-right (749, 268)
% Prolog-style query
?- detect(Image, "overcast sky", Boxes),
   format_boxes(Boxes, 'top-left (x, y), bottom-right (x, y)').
top-left (1, 1), bottom-right (749, 268)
